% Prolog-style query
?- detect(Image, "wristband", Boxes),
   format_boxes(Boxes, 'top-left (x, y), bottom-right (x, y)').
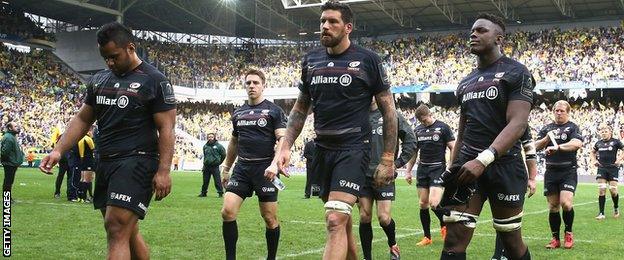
top-left (476, 148), bottom-right (496, 167)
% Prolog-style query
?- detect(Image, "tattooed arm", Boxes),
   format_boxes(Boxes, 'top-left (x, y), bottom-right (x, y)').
top-left (276, 91), bottom-right (312, 173)
top-left (374, 89), bottom-right (398, 186)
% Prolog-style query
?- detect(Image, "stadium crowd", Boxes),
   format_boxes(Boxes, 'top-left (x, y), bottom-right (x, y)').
top-left (0, 4), bottom-right (55, 41)
top-left (2, 23), bottom-right (624, 175)
top-left (138, 26), bottom-right (624, 89)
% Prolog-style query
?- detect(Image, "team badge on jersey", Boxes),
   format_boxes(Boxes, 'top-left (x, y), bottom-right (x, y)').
top-left (349, 61), bottom-right (360, 67)
top-left (327, 62), bottom-right (334, 67)
top-left (129, 82), bottom-right (141, 89)
top-left (114, 82), bottom-right (120, 88)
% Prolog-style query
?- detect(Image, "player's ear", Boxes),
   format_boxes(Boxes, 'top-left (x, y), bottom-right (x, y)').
top-left (126, 42), bottom-right (136, 53)
top-left (345, 22), bottom-right (353, 34)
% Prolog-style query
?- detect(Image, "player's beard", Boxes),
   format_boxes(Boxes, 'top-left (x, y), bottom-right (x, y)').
top-left (320, 30), bottom-right (345, 47)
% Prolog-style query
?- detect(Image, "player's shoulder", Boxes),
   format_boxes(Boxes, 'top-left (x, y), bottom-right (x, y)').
top-left (500, 56), bottom-right (530, 72)
top-left (350, 44), bottom-right (382, 62)
top-left (566, 121), bottom-right (580, 128)
top-left (435, 120), bottom-right (451, 128)
top-left (137, 62), bottom-right (168, 82)
top-left (264, 99), bottom-right (285, 112)
top-left (304, 47), bottom-right (326, 60)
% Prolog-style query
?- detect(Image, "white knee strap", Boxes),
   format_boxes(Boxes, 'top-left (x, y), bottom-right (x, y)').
top-left (442, 210), bottom-right (479, 228)
top-left (493, 211), bottom-right (524, 232)
top-left (609, 185), bottom-right (618, 190)
top-left (599, 183), bottom-right (609, 190)
top-left (325, 201), bottom-right (353, 215)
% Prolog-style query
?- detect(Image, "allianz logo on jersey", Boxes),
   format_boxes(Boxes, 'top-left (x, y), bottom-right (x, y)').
top-left (237, 118), bottom-right (267, 127)
top-left (461, 86), bottom-right (498, 103)
top-left (372, 126), bottom-right (383, 135)
top-left (339, 180), bottom-right (360, 191)
top-left (417, 134), bottom-right (440, 142)
top-left (598, 147), bottom-right (614, 151)
top-left (310, 74), bottom-right (352, 86)
top-left (96, 95), bottom-right (129, 108)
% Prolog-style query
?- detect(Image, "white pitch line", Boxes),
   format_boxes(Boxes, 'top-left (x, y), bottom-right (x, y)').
top-left (281, 200), bottom-right (598, 258)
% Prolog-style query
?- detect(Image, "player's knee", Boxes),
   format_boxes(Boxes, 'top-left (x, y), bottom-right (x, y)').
top-left (326, 213), bottom-right (348, 232)
top-left (418, 200), bottom-right (429, 209)
top-left (560, 201), bottom-right (573, 211)
top-left (104, 216), bottom-right (132, 240)
top-left (599, 183), bottom-right (608, 194)
top-left (359, 211), bottom-right (372, 223)
top-left (493, 211), bottom-right (523, 232)
top-left (609, 185), bottom-right (618, 194)
top-left (262, 214), bottom-right (279, 229)
top-left (377, 212), bottom-right (391, 226)
top-left (220, 206), bottom-right (237, 221)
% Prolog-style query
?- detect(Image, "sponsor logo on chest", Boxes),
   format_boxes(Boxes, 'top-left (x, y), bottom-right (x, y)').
top-left (96, 95), bottom-right (129, 108)
top-left (461, 86), bottom-right (498, 103)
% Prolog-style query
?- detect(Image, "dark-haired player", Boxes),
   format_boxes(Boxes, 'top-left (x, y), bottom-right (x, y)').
top-left (536, 100), bottom-right (582, 249)
top-left (221, 69), bottom-right (287, 260)
top-left (405, 104), bottom-right (455, 246)
top-left (274, 1), bottom-right (398, 259)
top-left (590, 123), bottom-right (621, 220)
top-left (440, 13), bottom-right (534, 259)
top-left (358, 98), bottom-right (416, 260)
top-left (40, 21), bottom-right (176, 259)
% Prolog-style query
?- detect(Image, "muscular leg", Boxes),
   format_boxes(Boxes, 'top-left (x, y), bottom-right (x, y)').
top-left (559, 191), bottom-right (574, 233)
top-left (441, 193), bottom-right (485, 258)
top-left (322, 191), bottom-right (358, 260)
top-left (490, 203), bottom-right (528, 259)
top-left (377, 200), bottom-right (394, 243)
top-left (598, 178), bottom-right (607, 215)
top-left (418, 188), bottom-right (432, 239)
top-left (546, 193), bottom-right (562, 240)
top-left (259, 201), bottom-right (280, 260)
top-left (221, 192), bottom-right (244, 260)
top-left (609, 180), bottom-right (619, 215)
top-left (103, 206), bottom-right (144, 260)
top-left (358, 197), bottom-right (374, 260)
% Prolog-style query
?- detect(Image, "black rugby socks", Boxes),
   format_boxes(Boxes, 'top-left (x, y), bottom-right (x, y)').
top-left (381, 218), bottom-right (397, 247)
top-left (421, 209), bottom-right (432, 239)
top-left (548, 211), bottom-right (561, 240)
top-left (359, 222), bottom-right (373, 260)
top-left (613, 194), bottom-right (619, 210)
top-left (562, 209), bottom-right (574, 232)
top-left (265, 226), bottom-right (280, 260)
top-left (222, 220), bottom-right (238, 260)
top-left (433, 208), bottom-right (446, 227)
top-left (599, 195), bottom-right (606, 215)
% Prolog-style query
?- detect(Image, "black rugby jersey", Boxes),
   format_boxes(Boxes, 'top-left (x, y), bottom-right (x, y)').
top-left (414, 120), bottom-right (455, 164)
top-left (368, 109), bottom-right (416, 173)
top-left (537, 121), bottom-right (583, 167)
top-left (84, 62), bottom-right (176, 158)
top-left (231, 99), bottom-right (287, 162)
top-left (299, 43), bottom-right (390, 150)
top-left (456, 56), bottom-right (535, 158)
top-left (593, 138), bottom-right (623, 167)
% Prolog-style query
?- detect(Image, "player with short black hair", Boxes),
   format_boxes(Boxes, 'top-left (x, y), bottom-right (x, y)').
top-left (274, 1), bottom-right (398, 259)
top-left (40, 21), bottom-right (176, 259)
top-left (590, 123), bottom-right (621, 220)
top-left (220, 69), bottom-right (287, 260)
top-left (439, 13), bottom-right (534, 260)
top-left (405, 104), bottom-right (455, 246)
top-left (536, 100), bottom-right (583, 250)
top-left (358, 99), bottom-right (416, 260)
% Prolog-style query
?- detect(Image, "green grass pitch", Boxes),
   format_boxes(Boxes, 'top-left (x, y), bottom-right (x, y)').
top-left (4, 167), bottom-right (622, 259)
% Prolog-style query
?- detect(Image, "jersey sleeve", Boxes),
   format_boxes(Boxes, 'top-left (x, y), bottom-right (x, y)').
top-left (520, 128), bottom-right (531, 145)
top-left (443, 123), bottom-right (455, 142)
top-left (619, 140), bottom-right (624, 150)
top-left (367, 52), bottom-right (391, 95)
top-left (396, 113), bottom-right (417, 168)
top-left (83, 76), bottom-right (96, 107)
top-left (507, 65), bottom-right (535, 104)
top-left (150, 74), bottom-right (177, 113)
top-left (298, 56), bottom-right (310, 95)
top-left (231, 113), bottom-right (239, 137)
top-left (593, 142), bottom-right (599, 152)
top-left (570, 124), bottom-right (583, 141)
top-left (273, 106), bottom-right (288, 130)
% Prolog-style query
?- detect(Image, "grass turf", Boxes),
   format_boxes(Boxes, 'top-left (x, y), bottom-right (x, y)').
top-left (4, 167), bottom-right (621, 259)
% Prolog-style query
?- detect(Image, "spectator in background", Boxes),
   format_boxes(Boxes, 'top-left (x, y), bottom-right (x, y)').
top-left (26, 150), bottom-right (35, 167)
top-left (1, 121), bottom-right (24, 203)
top-left (199, 133), bottom-right (225, 198)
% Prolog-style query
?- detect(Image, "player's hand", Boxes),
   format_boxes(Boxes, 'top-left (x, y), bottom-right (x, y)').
top-left (264, 163), bottom-right (279, 181)
top-left (39, 150), bottom-right (61, 175)
top-left (594, 161), bottom-right (602, 167)
top-left (221, 169), bottom-right (230, 189)
top-left (275, 149), bottom-right (291, 176)
top-left (405, 171), bottom-right (413, 185)
top-left (457, 159), bottom-right (485, 185)
top-left (152, 170), bottom-right (171, 201)
top-left (545, 146), bottom-right (558, 156)
top-left (527, 178), bottom-right (536, 198)
top-left (374, 155), bottom-right (395, 187)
